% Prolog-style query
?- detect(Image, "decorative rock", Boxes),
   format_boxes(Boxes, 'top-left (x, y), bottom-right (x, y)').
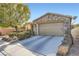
top-left (56, 34), bottom-right (73, 56)
top-left (2, 35), bottom-right (18, 42)
top-left (10, 36), bottom-right (19, 43)
top-left (57, 44), bottom-right (69, 56)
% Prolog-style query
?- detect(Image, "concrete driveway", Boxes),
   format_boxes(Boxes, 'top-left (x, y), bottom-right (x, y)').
top-left (19, 36), bottom-right (64, 56)
top-left (0, 36), bottom-right (64, 56)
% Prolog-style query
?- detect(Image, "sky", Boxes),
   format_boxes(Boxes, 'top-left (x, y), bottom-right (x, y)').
top-left (27, 3), bottom-right (79, 24)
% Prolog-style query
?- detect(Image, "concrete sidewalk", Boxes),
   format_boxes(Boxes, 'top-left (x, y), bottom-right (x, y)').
top-left (3, 43), bottom-right (36, 56)
top-left (0, 38), bottom-right (35, 56)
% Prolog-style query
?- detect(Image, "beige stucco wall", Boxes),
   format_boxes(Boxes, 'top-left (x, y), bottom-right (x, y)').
top-left (25, 24), bottom-right (32, 30)
top-left (33, 24), bottom-right (38, 35)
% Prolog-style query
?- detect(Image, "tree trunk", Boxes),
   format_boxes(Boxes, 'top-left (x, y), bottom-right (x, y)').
top-left (15, 26), bottom-right (18, 32)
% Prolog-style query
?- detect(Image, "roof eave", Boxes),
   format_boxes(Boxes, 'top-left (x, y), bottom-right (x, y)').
top-left (72, 16), bottom-right (77, 20)
top-left (33, 13), bottom-right (77, 22)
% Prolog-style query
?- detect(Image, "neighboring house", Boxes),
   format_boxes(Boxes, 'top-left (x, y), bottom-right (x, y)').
top-left (24, 22), bottom-right (33, 31)
top-left (0, 23), bottom-right (33, 35)
top-left (33, 13), bottom-right (76, 36)
top-left (0, 28), bottom-right (15, 35)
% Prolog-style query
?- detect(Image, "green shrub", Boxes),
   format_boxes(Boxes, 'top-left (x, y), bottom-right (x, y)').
top-left (9, 31), bottom-right (32, 40)
top-left (0, 23), bottom-right (10, 27)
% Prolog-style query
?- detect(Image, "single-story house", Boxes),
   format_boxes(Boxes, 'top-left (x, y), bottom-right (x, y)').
top-left (24, 22), bottom-right (33, 31)
top-left (33, 13), bottom-right (76, 36)
top-left (32, 13), bottom-right (77, 55)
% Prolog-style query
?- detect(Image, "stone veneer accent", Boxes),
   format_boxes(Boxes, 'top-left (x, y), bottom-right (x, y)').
top-left (56, 18), bottom-right (73, 56)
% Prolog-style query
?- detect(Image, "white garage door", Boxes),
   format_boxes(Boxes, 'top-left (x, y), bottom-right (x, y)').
top-left (39, 23), bottom-right (64, 36)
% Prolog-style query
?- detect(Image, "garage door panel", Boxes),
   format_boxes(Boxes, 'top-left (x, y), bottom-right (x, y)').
top-left (39, 23), bottom-right (64, 36)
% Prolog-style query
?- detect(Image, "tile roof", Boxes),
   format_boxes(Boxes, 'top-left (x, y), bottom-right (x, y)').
top-left (33, 13), bottom-right (77, 22)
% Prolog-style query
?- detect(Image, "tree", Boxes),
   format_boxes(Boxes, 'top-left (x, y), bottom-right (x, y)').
top-left (0, 3), bottom-right (30, 31)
